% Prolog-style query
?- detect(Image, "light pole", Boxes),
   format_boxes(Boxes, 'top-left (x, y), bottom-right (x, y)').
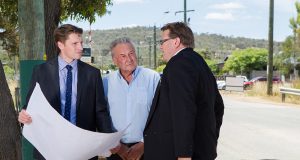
top-left (146, 36), bottom-right (152, 68)
top-left (153, 25), bottom-right (157, 69)
top-left (175, 0), bottom-right (195, 24)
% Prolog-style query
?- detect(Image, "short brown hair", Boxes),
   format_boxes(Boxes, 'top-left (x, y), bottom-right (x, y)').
top-left (54, 24), bottom-right (83, 44)
top-left (161, 22), bottom-right (195, 48)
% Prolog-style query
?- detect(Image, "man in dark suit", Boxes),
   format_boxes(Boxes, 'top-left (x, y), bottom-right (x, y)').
top-left (143, 22), bottom-right (224, 160)
top-left (18, 24), bottom-right (115, 160)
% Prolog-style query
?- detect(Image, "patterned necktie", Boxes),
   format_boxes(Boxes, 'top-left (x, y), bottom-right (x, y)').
top-left (64, 65), bottom-right (72, 121)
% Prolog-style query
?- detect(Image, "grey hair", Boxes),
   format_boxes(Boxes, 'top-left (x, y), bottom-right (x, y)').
top-left (109, 37), bottom-right (135, 57)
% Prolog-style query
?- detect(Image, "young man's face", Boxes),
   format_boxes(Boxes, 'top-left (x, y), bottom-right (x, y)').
top-left (112, 43), bottom-right (137, 74)
top-left (58, 33), bottom-right (83, 63)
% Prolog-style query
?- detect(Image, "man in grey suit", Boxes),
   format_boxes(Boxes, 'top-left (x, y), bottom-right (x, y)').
top-left (144, 22), bottom-right (224, 160)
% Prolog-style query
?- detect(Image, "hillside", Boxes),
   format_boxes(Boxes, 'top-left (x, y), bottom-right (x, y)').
top-left (83, 26), bottom-right (281, 69)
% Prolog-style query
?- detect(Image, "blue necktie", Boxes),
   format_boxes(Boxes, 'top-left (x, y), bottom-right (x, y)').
top-left (64, 65), bottom-right (72, 121)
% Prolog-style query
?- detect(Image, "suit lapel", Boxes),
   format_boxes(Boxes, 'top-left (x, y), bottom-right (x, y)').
top-left (145, 82), bottom-right (161, 128)
top-left (76, 61), bottom-right (84, 114)
top-left (48, 57), bottom-right (61, 113)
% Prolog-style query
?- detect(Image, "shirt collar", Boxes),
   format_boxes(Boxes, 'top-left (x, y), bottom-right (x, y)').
top-left (58, 56), bottom-right (78, 71)
top-left (117, 66), bottom-right (140, 80)
top-left (173, 47), bottom-right (186, 57)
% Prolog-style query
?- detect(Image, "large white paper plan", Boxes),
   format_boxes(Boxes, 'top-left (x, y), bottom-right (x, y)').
top-left (23, 83), bottom-right (125, 160)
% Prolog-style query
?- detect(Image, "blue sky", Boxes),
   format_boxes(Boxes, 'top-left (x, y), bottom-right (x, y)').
top-left (66, 0), bottom-right (298, 42)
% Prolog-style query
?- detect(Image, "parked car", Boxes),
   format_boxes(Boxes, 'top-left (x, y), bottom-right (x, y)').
top-left (217, 80), bottom-right (226, 90)
top-left (244, 76), bottom-right (281, 89)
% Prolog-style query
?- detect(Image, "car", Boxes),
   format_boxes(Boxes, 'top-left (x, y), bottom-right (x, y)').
top-left (217, 80), bottom-right (226, 90)
top-left (243, 76), bottom-right (281, 89)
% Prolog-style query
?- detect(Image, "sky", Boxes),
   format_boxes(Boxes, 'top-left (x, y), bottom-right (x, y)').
top-left (66, 0), bottom-right (298, 42)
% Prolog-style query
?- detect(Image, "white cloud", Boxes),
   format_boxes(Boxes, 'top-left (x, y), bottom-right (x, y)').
top-left (205, 12), bottom-right (235, 21)
top-left (211, 2), bottom-right (244, 10)
top-left (114, 0), bottom-right (144, 5)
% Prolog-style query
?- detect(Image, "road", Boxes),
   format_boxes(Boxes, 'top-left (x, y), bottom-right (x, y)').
top-left (217, 94), bottom-right (300, 160)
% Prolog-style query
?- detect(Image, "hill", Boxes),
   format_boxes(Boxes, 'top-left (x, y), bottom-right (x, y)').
top-left (83, 26), bottom-right (281, 69)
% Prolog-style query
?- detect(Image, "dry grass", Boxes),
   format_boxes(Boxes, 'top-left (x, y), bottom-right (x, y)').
top-left (245, 82), bottom-right (300, 105)
top-left (291, 79), bottom-right (300, 89)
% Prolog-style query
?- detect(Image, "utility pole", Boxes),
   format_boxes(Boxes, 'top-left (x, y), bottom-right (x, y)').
top-left (267, 0), bottom-right (274, 95)
top-left (153, 25), bottom-right (157, 69)
top-left (147, 37), bottom-right (152, 68)
top-left (137, 46), bottom-right (139, 65)
top-left (293, 32), bottom-right (298, 79)
top-left (175, 0), bottom-right (194, 24)
top-left (18, 0), bottom-right (45, 159)
top-left (184, 0), bottom-right (187, 23)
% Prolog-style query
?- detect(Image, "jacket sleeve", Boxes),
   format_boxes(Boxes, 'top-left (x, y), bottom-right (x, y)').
top-left (95, 70), bottom-right (114, 133)
top-left (214, 90), bottom-right (224, 139)
top-left (167, 58), bottom-right (198, 157)
top-left (23, 66), bottom-right (39, 109)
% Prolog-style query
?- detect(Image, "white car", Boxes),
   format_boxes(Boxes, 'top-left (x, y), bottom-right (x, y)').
top-left (217, 80), bottom-right (226, 90)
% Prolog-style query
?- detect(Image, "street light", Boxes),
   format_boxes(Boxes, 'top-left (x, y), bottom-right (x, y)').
top-left (175, 0), bottom-right (195, 24)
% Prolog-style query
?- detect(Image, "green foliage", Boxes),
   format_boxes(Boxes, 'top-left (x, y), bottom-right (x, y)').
top-left (205, 59), bottom-right (218, 74)
top-left (0, 0), bottom-right (18, 57)
top-left (0, 0), bottom-right (18, 26)
top-left (274, 36), bottom-right (294, 75)
top-left (61, 0), bottom-right (113, 24)
top-left (194, 48), bottom-right (218, 74)
top-left (223, 48), bottom-right (268, 75)
top-left (155, 64), bottom-right (166, 73)
top-left (84, 26), bottom-right (281, 71)
top-left (3, 65), bottom-right (14, 80)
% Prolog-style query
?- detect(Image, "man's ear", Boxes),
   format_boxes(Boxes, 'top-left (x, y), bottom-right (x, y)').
top-left (57, 41), bottom-right (64, 50)
top-left (174, 37), bottom-right (181, 48)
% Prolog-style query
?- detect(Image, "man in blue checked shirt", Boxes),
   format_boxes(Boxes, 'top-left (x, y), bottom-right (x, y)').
top-left (103, 37), bottom-right (160, 160)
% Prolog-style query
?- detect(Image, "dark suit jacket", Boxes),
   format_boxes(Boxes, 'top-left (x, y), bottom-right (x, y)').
top-left (24, 57), bottom-right (113, 159)
top-left (143, 48), bottom-right (224, 160)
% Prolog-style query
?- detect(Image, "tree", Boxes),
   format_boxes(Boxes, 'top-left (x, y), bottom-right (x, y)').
top-left (45, 0), bottom-right (113, 59)
top-left (0, 0), bottom-right (18, 57)
top-left (196, 48), bottom-right (219, 74)
top-left (274, 36), bottom-right (294, 76)
top-left (223, 48), bottom-right (268, 76)
top-left (0, 61), bottom-right (21, 160)
top-left (288, 1), bottom-right (300, 78)
top-left (1, 0), bottom-right (113, 60)
top-left (0, 1), bottom-right (113, 159)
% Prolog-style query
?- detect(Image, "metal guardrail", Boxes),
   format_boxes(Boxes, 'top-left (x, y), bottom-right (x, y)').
top-left (279, 87), bottom-right (300, 102)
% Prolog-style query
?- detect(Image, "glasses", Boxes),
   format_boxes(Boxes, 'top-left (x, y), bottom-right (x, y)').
top-left (159, 38), bottom-right (172, 45)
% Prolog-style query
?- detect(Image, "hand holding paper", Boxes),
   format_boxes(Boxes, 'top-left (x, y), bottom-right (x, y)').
top-left (22, 83), bottom-right (125, 160)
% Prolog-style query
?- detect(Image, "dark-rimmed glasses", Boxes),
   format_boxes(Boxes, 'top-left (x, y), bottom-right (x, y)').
top-left (159, 38), bottom-right (172, 45)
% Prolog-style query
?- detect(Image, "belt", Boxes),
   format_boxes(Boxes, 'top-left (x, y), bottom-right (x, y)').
top-left (121, 142), bottom-right (139, 147)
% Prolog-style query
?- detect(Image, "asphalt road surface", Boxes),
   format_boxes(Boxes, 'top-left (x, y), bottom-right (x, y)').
top-left (217, 94), bottom-right (300, 160)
